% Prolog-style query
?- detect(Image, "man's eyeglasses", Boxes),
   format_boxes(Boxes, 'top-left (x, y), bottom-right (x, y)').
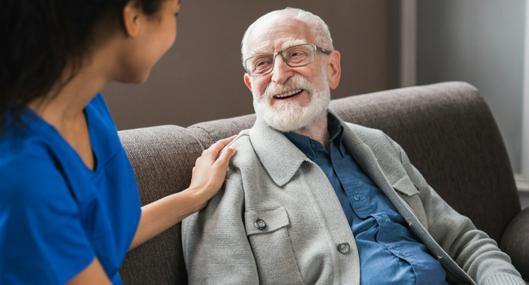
top-left (244, 43), bottom-right (332, 76)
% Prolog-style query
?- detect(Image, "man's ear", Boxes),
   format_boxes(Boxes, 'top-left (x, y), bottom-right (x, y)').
top-left (327, 50), bottom-right (341, 90)
top-left (122, 2), bottom-right (142, 37)
top-left (243, 73), bottom-right (253, 92)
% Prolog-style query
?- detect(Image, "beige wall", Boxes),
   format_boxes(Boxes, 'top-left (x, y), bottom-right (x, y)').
top-left (103, 0), bottom-right (399, 130)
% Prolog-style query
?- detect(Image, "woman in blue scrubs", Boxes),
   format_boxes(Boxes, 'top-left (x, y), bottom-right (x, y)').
top-left (0, 0), bottom-right (236, 284)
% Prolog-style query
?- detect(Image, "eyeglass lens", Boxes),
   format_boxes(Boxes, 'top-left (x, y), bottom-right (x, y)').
top-left (246, 44), bottom-right (316, 75)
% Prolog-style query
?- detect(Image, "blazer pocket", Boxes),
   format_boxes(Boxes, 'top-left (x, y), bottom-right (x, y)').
top-left (392, 175), bottom-right (428, 227)
top-left (245, 207), bottom-right (290, 235)
top-left (392, 175), bottom-right (419, 196)
top-left (244, 207), bottom-right (304, 285)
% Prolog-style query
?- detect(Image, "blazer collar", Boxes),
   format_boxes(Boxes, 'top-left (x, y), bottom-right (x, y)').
top-left (249, 112), bottom-right (418, 229)
top-left (248, 111), bottom-right (399, 191)
top-left (249, 117), bottom-right (309, 187)
top-left (249, 111), bottom-right (365, 187)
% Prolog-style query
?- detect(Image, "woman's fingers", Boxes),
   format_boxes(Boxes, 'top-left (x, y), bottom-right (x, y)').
top-left (187, 135), bottom-right (238, 206)
top-left (214, 146), bottom-right (236, 169)
top-left (204, 135), bottom-right (236, 159)
top-left (189, 135), bottom-right (237, 186)
top-left (216, 134), bottom-right (237, 146)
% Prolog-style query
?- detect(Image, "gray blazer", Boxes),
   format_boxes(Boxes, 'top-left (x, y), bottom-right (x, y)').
top-left (182, 115), bottom-right (524, 285)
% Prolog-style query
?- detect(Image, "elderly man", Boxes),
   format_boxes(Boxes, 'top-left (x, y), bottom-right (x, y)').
top-left (182, 7), bottom-right (524, 285)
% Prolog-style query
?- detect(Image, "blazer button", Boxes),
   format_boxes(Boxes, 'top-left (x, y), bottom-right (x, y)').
top-left (337, 242), bottom-right (351, 255)
top-left (254, 218), bottom-right (267, 230)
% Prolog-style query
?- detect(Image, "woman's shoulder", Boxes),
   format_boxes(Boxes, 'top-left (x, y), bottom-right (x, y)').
top-left (0, 120), bottom-right (58, 164)
top-left (0, 153), bottom-right (69, 206)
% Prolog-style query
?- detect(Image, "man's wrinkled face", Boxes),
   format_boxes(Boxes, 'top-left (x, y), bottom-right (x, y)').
top-left (243, 18), bottom-right (332, 132)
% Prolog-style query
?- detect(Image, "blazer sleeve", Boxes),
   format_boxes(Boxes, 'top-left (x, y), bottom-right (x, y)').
top-left (386, 135), bottom-right (525, 285)
top-left (181, 169), bottom-right (259, 285)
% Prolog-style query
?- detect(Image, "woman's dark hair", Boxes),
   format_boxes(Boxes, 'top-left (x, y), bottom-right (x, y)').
top-left (0, 0), bottom-right (166, 129)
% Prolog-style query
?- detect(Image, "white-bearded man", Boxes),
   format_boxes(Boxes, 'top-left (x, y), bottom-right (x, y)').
top-left (182, 7), bottom-right (524, 285)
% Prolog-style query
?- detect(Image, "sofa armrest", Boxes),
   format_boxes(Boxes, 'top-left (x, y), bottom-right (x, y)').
top-left (501, 207), bottom-right (529, 281)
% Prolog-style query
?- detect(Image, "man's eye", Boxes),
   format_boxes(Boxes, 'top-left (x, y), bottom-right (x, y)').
top-left (287, 49), bottom-right (308, 61)
top-left (252, 58), bottom-right (272, 72)
top-left (289, 52), bottom-right (300, 57)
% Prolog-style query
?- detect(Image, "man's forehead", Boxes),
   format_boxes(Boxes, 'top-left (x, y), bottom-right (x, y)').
top-left (245, 18), bottom-right (314, 54)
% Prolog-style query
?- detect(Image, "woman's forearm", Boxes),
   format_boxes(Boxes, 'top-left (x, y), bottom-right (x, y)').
top-left (129, 188), bottom-right (205, 250)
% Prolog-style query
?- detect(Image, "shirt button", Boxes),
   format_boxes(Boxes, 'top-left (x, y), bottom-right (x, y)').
top-left (337, 242), bottom-right (351, 255)
top-left (353, 195), bottom-right (360, 201)
top-left (254, 218), bottom-right (267, 231)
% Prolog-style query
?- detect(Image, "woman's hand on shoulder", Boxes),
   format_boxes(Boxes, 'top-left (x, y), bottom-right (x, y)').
top-left (188, 135), bottom-right (237, 210)
top-left (130, 136), bottom-right (236, 249)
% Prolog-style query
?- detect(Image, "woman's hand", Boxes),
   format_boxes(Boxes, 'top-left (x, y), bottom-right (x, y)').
top-left (188, 135), bottom-right (237, 210)
top-left (130, 135), bottom-right (237, 250)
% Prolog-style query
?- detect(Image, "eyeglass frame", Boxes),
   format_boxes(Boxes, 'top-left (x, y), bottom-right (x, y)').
top-left (243, 43), bottom-right (332, 76)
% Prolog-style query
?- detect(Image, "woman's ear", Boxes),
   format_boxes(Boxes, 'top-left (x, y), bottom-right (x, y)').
top-left (327, 50), bottom-right (341, 90)
top-left (122, 2), bottom-right (142, 37)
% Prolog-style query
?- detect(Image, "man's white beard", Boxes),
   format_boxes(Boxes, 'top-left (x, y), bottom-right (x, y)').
top-left (252, 74), bottom-right (330, 132)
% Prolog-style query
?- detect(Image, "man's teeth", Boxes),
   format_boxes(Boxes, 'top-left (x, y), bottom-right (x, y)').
top-left (274, 89), bottom-right (302, 98)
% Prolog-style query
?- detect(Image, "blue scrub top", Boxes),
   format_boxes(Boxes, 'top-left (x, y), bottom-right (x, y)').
top-left (0, 94), bottom-right (141, 284)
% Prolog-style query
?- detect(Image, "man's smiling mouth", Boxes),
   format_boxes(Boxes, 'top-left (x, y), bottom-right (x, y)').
top-left (273, 89), bottom-right (304, 100)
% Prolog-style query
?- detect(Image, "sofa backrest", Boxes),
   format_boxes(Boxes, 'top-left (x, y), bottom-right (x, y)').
top-left (119, 81), bottom-right (521, 285)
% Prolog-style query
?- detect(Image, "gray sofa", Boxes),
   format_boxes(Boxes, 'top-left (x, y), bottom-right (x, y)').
top-left (118, 82), bottom-right (529, 284)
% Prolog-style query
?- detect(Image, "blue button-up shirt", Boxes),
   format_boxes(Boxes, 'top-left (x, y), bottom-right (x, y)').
top-left (285, 115), bottom-right (447, 285)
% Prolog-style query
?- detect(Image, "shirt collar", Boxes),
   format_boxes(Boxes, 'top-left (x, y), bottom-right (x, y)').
top-left (284, 113), bottom-right (346, 158)
top-left (249, 112), bottom-right (405, 208)
top-left (284, 131), bottom-right (315, 159)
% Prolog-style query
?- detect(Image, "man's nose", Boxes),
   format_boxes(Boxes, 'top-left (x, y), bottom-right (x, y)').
top-left (271, 55), bottom-right (294, 84)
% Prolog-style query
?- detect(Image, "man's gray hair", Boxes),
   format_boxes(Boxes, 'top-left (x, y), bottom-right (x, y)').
top-left (241, 7), bottom-right (334, 62)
